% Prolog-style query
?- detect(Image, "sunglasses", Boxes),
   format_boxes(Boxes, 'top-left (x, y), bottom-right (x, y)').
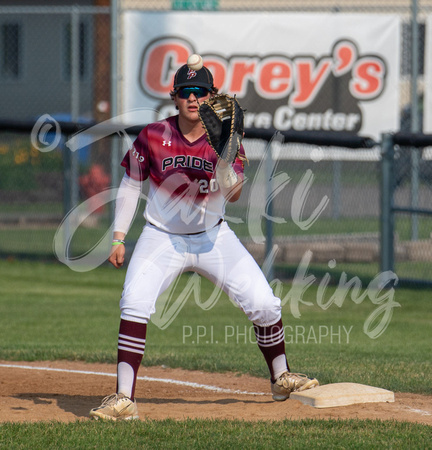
top-left (177, 86), bottom-right (210, 99)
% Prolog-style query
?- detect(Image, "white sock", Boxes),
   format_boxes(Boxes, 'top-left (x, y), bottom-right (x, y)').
top-left (272, 354), bottom-right (288, 380)
top-left (117, 362), bottom-right (135, 398)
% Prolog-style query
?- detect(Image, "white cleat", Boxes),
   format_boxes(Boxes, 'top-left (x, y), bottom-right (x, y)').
top-left (90, 393), bottom-right (139, 421)
top-left (271, 372), bottom-right (319, 401)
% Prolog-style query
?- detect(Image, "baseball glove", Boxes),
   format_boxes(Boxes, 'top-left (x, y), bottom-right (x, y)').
top-left (198, 94), bottom-right (245, 164)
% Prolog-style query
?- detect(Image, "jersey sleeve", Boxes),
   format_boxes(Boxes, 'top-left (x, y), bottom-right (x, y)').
top-left (113, 173), bottom-right (141, 234)
top-left (121, 128), bottom-right (151, 181)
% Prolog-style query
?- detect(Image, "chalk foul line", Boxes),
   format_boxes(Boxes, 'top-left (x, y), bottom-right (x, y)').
top-left (404, 405), bottom-right (432, 416)
top-left (0, 363), bottom-right (267, 396)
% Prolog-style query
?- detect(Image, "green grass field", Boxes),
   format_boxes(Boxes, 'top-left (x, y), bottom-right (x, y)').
top-left (0, 259), bottom-right (431, 448)
top-left (1, 213), bottom-right (432, 254)
top-left (1, 419), bottom-right (430, 449)
top-left (2, 214), bottom-right (432, 288)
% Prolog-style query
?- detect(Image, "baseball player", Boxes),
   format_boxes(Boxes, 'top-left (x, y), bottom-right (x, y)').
top-left (90, 61), bottom-right (319, 421)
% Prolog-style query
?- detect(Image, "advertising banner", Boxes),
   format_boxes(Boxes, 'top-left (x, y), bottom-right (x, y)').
top-left (121, 12), bottom-right (400, 140)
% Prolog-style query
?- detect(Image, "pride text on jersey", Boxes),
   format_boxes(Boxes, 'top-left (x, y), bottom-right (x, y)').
top-left (162, 155), bottom-right (214, 173)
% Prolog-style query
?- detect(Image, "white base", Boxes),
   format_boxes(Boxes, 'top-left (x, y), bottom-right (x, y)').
top-left (290, 383), bottom-right (395, 409)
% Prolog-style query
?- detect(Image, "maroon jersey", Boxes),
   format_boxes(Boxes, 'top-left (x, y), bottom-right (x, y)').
top-left (121, 115), bottom-right (245, 234)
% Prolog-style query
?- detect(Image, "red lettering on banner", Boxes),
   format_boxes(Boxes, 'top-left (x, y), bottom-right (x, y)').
top-left (256, 58), bottom-right (293, 99)
top-left (333, 41), bottom-right (357, 76)
top-left (141, 39), bottom-right (191, 96)
top-left (202, 57), bottom-right (227, 91)
top-left (350, 58), bottom-right (385, 100)
top-left (228, 58), bottom-right (258, 95)
top-left (138, 37), bottom-right (387, 106)
top-left (291, 58), bottom-right (332, 107)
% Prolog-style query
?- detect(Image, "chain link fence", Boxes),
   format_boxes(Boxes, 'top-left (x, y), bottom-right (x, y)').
top-left (0, 1), bottom-right (431, 286)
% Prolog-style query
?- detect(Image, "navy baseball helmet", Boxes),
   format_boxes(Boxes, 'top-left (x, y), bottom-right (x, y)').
top-left (173, 64), bottom-right (214, 91)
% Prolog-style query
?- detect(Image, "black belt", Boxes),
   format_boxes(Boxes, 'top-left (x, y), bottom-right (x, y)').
top-left (185, 218), bottom-right (224, 235)
top-left (148, 218), bottom-right (223, 236)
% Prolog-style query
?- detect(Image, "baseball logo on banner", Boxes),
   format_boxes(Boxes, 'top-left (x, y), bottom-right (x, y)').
top-left (121, 12), bottom-right (400, 140)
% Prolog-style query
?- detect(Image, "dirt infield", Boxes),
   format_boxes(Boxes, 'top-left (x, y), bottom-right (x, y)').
top-left (1, 360), bottom-right (431, 424)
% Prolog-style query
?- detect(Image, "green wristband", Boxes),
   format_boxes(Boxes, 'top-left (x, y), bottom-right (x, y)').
top-left (112, 240), bottom-right (125, 246)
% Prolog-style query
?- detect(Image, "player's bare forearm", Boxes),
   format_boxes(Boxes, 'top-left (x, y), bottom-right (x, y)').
top-left (109, 231), bottom-right (126, 268)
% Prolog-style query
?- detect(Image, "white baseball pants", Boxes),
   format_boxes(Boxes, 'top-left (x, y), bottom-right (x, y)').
top-left (120, 221), bottom-right (282, 327)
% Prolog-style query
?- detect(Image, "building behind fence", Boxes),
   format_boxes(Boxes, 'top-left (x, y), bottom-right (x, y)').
top-left (0, 0), bottom-right (431, 287)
